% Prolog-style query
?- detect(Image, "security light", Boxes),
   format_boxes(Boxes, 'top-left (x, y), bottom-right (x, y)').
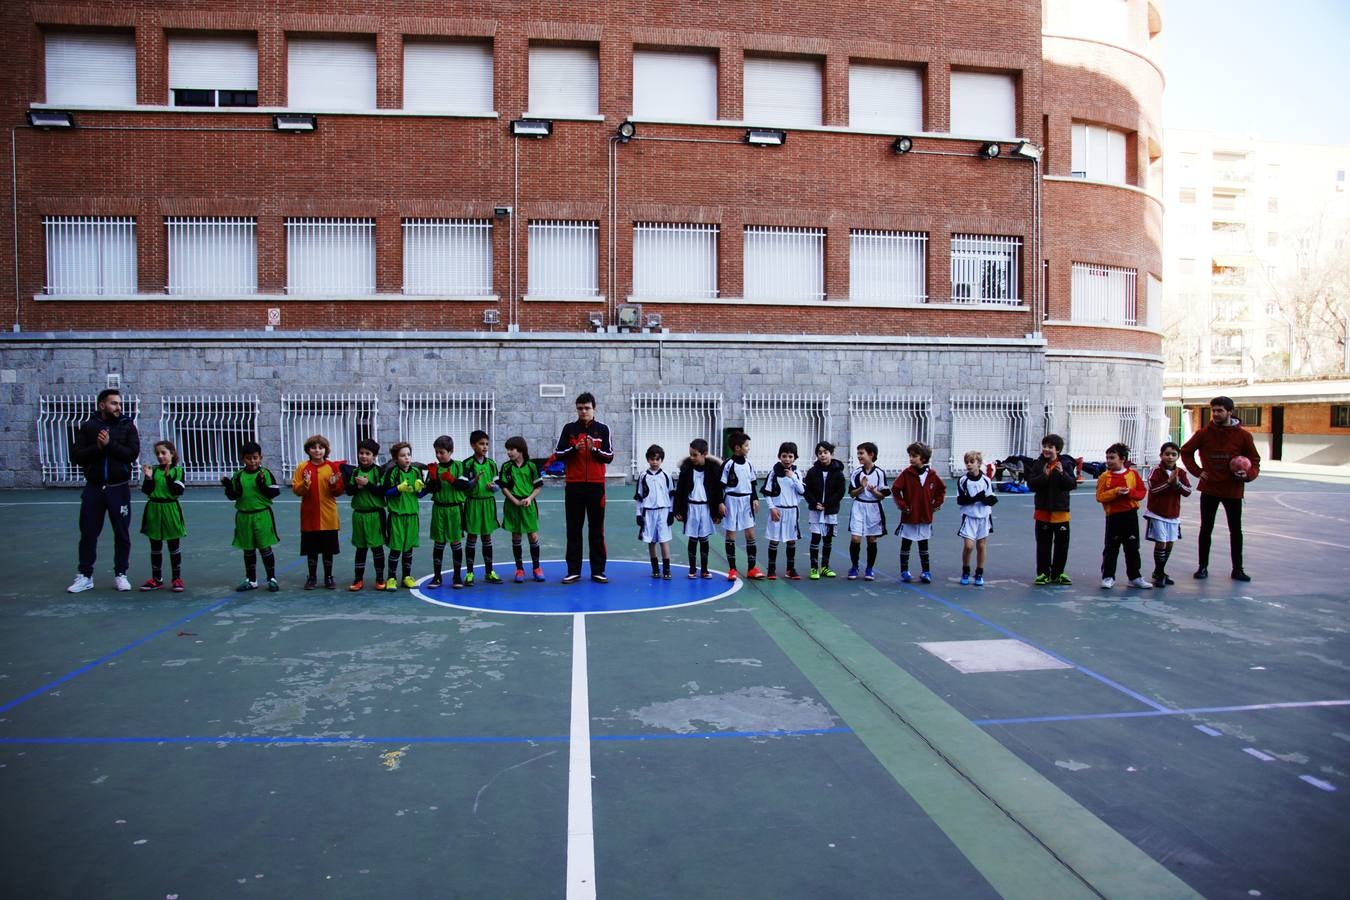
top-left (616, 121), bottom-right (637, 143)
top-left (892, 136), bottom-right (913, 155)
top-left (978, 142), bottom-right (1001, 159)
top-left (616, 304), bottom-right (642, 331)
top-left (587, 311), bottom-right (605, 331)
top-left (482, 309), bottom-right (501, 326)
top-left (493, 206), bottom-right (512, 218)
top-left (27, 110), bottom-right (74, 129)
top-left (1011, 140), bottom-right (1040, 161)
top-left (273, 114), bottom-right (317, 133)
top-left (745, 129), bottom-right (787, 147)
top-left (511, 118), bottom-right (553, 138)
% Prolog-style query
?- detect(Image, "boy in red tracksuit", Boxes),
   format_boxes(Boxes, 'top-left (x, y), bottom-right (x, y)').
top-left (1095, 442), bottom-right (1149, 590)
top-left (891, 441), bottom-right (946, 583)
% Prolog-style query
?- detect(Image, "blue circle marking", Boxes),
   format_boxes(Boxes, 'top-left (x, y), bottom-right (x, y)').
top-left (413, 558), bottom-right (741, 616)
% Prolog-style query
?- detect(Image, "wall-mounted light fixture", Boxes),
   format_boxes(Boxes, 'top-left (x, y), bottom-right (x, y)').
top-left (482, 309), bottom-right (501, 326)
top-left (587, 311), bottom-right (605, 331)
top-left (27, 110), bottom-right (75, 129)
top-left (1010, 140), bottom-right (1040, 161)
top-left (511, 118), bottom-right (553, 138)
top-left (616, 121), bottom-right (636, 143)
top-left (616, 303), bottom-right (642, 332)
top-left (978, 142), bottom-right (1001, 159)
top-left (892, 136), bottom-right (913, 155)
top-left (745, 128), bottom-right (787, 147)
top-left (273, 114), bottom-right (317, 133)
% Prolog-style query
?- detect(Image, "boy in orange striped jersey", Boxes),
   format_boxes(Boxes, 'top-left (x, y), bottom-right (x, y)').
top-left (293, 434), bottom-right (345, 590)
top-left (1095, 442), bottom-right (1150, 591)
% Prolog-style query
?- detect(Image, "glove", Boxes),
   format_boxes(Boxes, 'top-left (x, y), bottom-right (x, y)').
top-left (488, 482), bottom-right (500, 493)
top-left (414, 479), bottom-right (425, 491)
top-left (985, 494), bottom-right (998, 506)
top-left (397, 480), bottom-right (415, 494)
top-left (219, 475), bottom-right (231, 487)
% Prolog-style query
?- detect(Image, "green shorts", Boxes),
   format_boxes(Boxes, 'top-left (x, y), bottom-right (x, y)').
top-left (387, 511), bottom-right (420, 552)
top-left (232, 508), bottom-right (279, 551)
top-left (430, 504), bottom-right (463, 545)
top-left (350, 508), bottom-right (386, 549)
top-left (501, 499), bottom-right (539, 535)
top-left (463, 496), bottom-right (498, 536)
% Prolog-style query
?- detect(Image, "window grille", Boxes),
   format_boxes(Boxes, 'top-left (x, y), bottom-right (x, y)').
top-left (398, 393), bottom-right (496, 466)
top-left (1331, 405), bottom-right (1350, 429)
top-left (1070, 123), bottom-right (1127, 185)
top-left (167, 217), bottom-right (257, 296)
top-left (741, 394), bottom-right (830, 473)
top-left (279, 394), bottom-right (379, 471)
top-left (744, 226), bottom-right (825, 302)
top-left (1233, 406), bottom-right (1262, 427)
top-left (1071, 263), bottom-right (1137, 325)
top-left (847, 395), bottom-right (932, 473)
top-left (527, 220), bottom-right (598, 298)
top-left (43, 217), bottom-right (137, 296)
top-left (949, 395), bottom-right (1032, 476)
top-left (286, 218), bottom-right (376, 296)
top-left (951, 234), bottom-right (1021, 304)
top-left (1066, 400), bottom-right (1143, 462)
top-left (632, 223), bottom-right (719, 300)
top-left (402, 219), bottom-right (493, 296)
top-left (631, 393), bottom-right (723, 476)
top-left (159, 395), bottom-right (260, 483)
top-left (37, 394), bottom-right (141, 486)
top-left (850, 230), bottom-right (927, 303)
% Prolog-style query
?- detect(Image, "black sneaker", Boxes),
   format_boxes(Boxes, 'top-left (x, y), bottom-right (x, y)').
top-left (428, 575), bottom-right (443, 588)
top-left (1231, 570), bottom-right (1252, 582)
top-left (303, 576), bottom-right (317, 590)
top-left (1193, 567), bottom-right (1209, 580)
top-left (591, 573), bottom-right (608, 584)
top-left (323, 575), bottom-right (336, 590)
top-left (561, 573), bottom-right (581, 584)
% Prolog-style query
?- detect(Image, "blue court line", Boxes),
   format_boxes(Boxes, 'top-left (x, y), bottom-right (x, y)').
top-left (972, 698), bottom-right (1350, 726)
top-left (0, 726), bottom-right (853, 746)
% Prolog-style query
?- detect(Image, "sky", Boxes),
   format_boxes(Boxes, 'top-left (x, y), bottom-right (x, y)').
top-left (1162, 0), bottom-right (1350, 146)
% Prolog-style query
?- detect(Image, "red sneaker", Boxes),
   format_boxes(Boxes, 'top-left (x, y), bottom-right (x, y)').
top-left (746, 566), bottom-right (765, 580)
top-left (170, 578), bottom-right (185, 593)
top-left (766, 572), bottom-right (778, 580)
top-left (785, 569), bottom-right (802, 581)
top-left (372, 579), bottom-right (385, 591)
top-left (726, 568), bottom-right (739, 582)
top-left (348, 580), bottom-right (364, 592)
top-left (138, 578), bottom-right (162, 591)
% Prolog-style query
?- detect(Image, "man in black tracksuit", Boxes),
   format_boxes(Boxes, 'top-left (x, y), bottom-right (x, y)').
top-left (68, 388), bottom-right (141, 592)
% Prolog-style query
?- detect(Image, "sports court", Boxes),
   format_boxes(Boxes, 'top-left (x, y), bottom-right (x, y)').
top-left (2, 474), bottom-right (1347, 898)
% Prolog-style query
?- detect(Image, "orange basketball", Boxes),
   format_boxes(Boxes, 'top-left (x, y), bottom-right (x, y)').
top-left (1230, 456), bottom-right (1252, 476)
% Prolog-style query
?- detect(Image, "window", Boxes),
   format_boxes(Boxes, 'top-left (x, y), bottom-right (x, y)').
top-left (285, 218), bottom-right (375, 296)
top-left (402, 219), bottom-right (493, 296)
top-left (949, 71), bottom-right (1016, 137)
top-left (1067, 401), bottom-right (1144, 463)
top-left (1212, 191), bottom-right (1240, 211)
top-left (44, 31), bottom-right (136, 106)
top-left (1145, 273), bottom-right (1161, 330)
top-left (743, 226), bottom-right (825, 301)
top-left (950, 234), bottom-right (1021, 304)
top-left (949, 395), bottom-right (1032, 477)
top-left (168, 34), bottom-right (257, 107)
top-left (848, 63), bottom-right (922, 132)
top-left (850, 230), bottom-right (927, 303)
top-left (1179, 188), bottom-right (1196, 203)
top-left (631, 393), bottom-right (723, 477)
top-left (1071, 123), bottom-right (1127, 184)
top-left (528, 220), bottom-right (598, 298)
top-left (279, 394), bottom-right (378, 471)
top-left (528, 44), bottom-right (599, 116)
top-left (43, 216), bottom-right (137, 295)
top-left (400, 393), bottom-right (495, 470)
top-left (403, 40), bottom-right (493, 113)
top-left (1233, 406), bottom-right (1262, 427)
top-left (287, 36), bottom-right (376, 110)
top-left (743, 56), bottom-right (822, 127)
top-left (160, 395), bottom-right (260, 483)
top-left (632, 223), bottom-right (719, 299)
top-left (633, 50), bottom-right (717, 121)
top-left (167, 217), bottom-right (257, 295)
top-left (1071, 263), bottom-right (1137, 325)
top-left (1332, 405), bottom-right (1350, 428)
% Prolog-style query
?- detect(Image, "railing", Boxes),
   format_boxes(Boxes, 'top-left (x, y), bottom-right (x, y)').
top-left (630, 392), bottom-right (723, 476)
top-left (741, 393), bottom-right (831, 473)
top-left (43, 216), bottom-right (137, 295)
top-left (279, 394), bottom-right (379, 470)
top-left (847, 395), bottom-right (932, 472)
top-left (1070, 262), bottom-right (1137, 326)
top-left (948, 395), bottom-right (1031, 476)
top-left (159, 395), bottom-right (260, 483)
top-left (37, 395), bottom-right (141, 485)
top-left (397, 393), bottom-right (496, 465)
top-left (951, 234), bottom-right (1021, 304)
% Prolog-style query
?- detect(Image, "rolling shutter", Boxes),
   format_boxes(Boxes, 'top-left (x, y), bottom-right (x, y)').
top-left (45, 32), bottom-right (136, 106)
top-left (287, 36), bottom-right (376, 110)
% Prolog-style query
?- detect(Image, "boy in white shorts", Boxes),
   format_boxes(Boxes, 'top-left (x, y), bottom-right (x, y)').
top-left (847, 442), bottom-right (889, 581)
top-left (761, 441), bottom-right (805, 580)
top-left (803, 441), bottom-right (847, 579)
top-left (634, 444), bottom-right (675, 579)
top-left (955, 450), bottom-right (998, 585)
top-left (720, 432), bottom-right (761, 580)
top-left (673, 438), bottom-right (723, 579)
top-left (1144, 441), bottom-right (1192, 587)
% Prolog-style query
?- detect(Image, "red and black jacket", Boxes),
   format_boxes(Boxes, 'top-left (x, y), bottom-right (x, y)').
top-left (550, 419), bottom-right (613, 484)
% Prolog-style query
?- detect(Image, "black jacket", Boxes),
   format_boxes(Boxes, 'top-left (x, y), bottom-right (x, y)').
top-left (673, 456), bottom-right (724, 522)
top-left (803, 459), bottom-right (847, 514)
top-left (71, 413), bottom-right (140, 486)
top-left (1026, 453), bottom-right (1078, 513)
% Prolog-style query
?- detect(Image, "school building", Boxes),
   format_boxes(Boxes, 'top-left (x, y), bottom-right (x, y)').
top-left (0, 0), bottom-right (1166, 484)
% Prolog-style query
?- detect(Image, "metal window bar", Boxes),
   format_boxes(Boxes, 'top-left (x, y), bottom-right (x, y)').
top-left (849, 230), bottom-right (927, 303)
top-left (632, 223), bottom-right (719, 300)
top-left (402, 219), bottom-right (494, 296)
top-left (1070, 262), bottom-right (1138, 326)
top-left (948, 395), bottom-right (1031, 476)
top-left (37, 394), bottom-right (142, 485)
top-left (167, 217), bottom-right (258, 296)
top-left (528, 220), bottom-right (599, 298)
top-left (741, 394), bottom-right (831, 473)
top-left (630, 393), bottom-right (723, 476)
top-left (159, 395), bottom-right (260, 483)
top-left (1066, 400), bottom-right (1144, 463)
top-left (744, 226), bottom-right (826, 302)
top-left (43, 216), bottom-right (137, 296)
top-left (279, 394), bottom-right (380, 471)
top-left (847, 395), bottom-right (932, 472)
top-left (397, 393), bottom-right (496, 465)
top-left (950, 234), bottom-right (1021, 304)
top-left (285, 218), bottom-right (376, 296)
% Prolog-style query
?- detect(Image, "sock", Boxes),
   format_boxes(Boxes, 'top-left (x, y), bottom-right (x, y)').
top-left (962, 565), bottom-right (971, 577)
top-left (746, 539), bottom-right (757, 569)
top-left (150, 539), bottom-right (163, 581)
top-left (481, 536), bottom-right (494, 571)
top-left (850, 541), bottom-right (861, 567)
top-left (513, 537), bottom-right (524, 570)
top-left (768, 540), bottom-right (779, 573)
top-left (373, 547), bottom-right (385, 582)
top-left (451, 542), bottom-right (463, 580)
top-left (433, 542), bottom-right (445, 578)
top-left (866, 542), bottom-right (878, 570)
top-left (260, 548), bottom-right (276, 580)
top-left (466, 536), bottom-right (477, 572)
top-left (307, 554), bottom-right (318, 580)
top-left (810, 533), bottom-right (821, 569)
top-left (725, 538), bottom-right (737, 570)
top-left (355, 547), bottom-right (368, 582)
top-left (975, 567), bottom-right (984, 578)
top-left (244, 550), bottom-right (257, 583)
top-left (402, 550), bottom-right (413, 579)
top-left (662, 556), bottom-right (671, 576)
top-left (699, 538), bottom-right (710, 573)
top-left (901, 538), bottom-right (912, 570)
top-left (651, 554), bottom-right (661, 575)
top-left (786, 542), bottom-right (797, 572)
top-left (688, 538), bottom-right (699, 571)
top-left (1161, 544), bottom-right (1173, 574)
top-left (918, 540), bottom-right (931, 573)
top-left (529, 540), bottom-right (541, 570)
top-left (322, 554), bottom-right (333, 580)
top-left (168, 539), bottom-right (182, 580)
top-left (821, 528), bottom-right (833, 569)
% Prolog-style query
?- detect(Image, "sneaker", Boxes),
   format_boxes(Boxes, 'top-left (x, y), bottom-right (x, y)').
top-left (700, 570), bottom-right (712, 579)
top-left (266, 578), bottom-right (279, 593)
top-left (820, 568), bottom-right (837, 579)
top-left (324, 576), bottom-right (336, 590)
top-left (960, 573), bottom-right (971, 586)
top-left (170, 578), bottom-right (185, 593)
top-left (486, 571), bottom-right (503, 585)
top-left (1193, 567), bottom-right (1209, 580)
top-left (1231, 570), bottom-right (1252, 582)
top-left (114, 574), bottom-right (131, 592)
top-left (452, 575), bottom-right (464, 589)
top-left (590, 573), bottom-right (608, 584)
top-left (349, 580), bottom-right (366, 592)
top-left (1100, 576), bottom-right (1115, 589)
top-left (236, 579), bottom-right (258, 592)
top-left (746, 566), bottom-right (765, 580)
top-left (809, 568), bottom-right (821, 580)
top-left (66, 574), bottom-right (95, 593)
top-left (385, 577), bottom-right (398, 591)
top-left (428, 575), bottom-right (443, 589)
top-left (1055, 574), bottom-right (1073, 586)
top-left (847, 566), bottom-right (860, 580)
top-left (561, 573), bottom-right (581, 584)
top-left (766, 570), bottom-right (777, 580)
top-left (1033, 574), bottom-right (1051, 586)
top-left (139, 578), bottom-right (163, 592)
top-left (785, 569), bottom-right (802, 580)
top-left (974, 575), bottom-right (985, 587)
top-left (402, 576), bottom-right (417, 589)
top-left (688, 569), bottom-right (699, 579)
top-left (303, 576), bottom-right (317, 591)
top-left (662, 571), bottom-right (673, 580)
top-left (651, 568), bottom-right (663, 579)
top-left (514, 569), bottom-right (526, 584)
top-left (919, 572), bottom-right (932, 584)
top-left (465, 572), bottom-right (476, 586)
top-left (864, 569), bottom-right (875, 581)
top-left (901, 571), bottom-right (913, 583)
top-left (1161, 574), bottom-right (1175, 586)
top-left (533, 567), bottom-right (546, 583)
top-left (372, 579), bottom-right (385, 591)
top-left (1128, 577), bottom-right (1153, 589)
top-left (727, 568), bottom-right (739, 582)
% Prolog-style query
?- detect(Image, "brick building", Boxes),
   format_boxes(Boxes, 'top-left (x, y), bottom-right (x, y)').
top-left (0, 0), bottom-right (1166, 484)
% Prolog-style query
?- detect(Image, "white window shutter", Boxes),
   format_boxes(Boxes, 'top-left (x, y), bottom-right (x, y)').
top-left (633, 50), bottom-right (717, 121)
top-left (167, 218), bottom-right (257, 295)
top-left (168, 34), bottom-right (258, 92)
top-left (528, 45), bottom-right (599, 116)
top-left (949, 71), bottom-right (1016, 138)
top-left (45, 32), bottom-right (136, 106)
top-left (744, 226), bottom-right (825, 301)
top-left (743, 56), bottom-right (822, 127)
top-left (403, 41), bottom-right (493, 113)
top-left (286, 219), bottom-right (376, 295)
top-left (1071, 122), bottom-right (1087, 174)
top-left (848, 64), bottom-right (922, 132)
top-left (1107, 128), bottom-right (1127, 184)
top-left (633, 223), bottom-right (719, 299)
top-left (1071, 122), bottom-right (1128, 184)
top-left (287, 37), bottom-right (377, 110)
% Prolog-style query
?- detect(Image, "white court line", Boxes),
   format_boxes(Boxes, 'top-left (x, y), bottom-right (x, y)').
top-left (1244, 529), bottom-right (1350, 551)
top-left (1272, 493), bottom-right (1350, 526)
top-left (567, 613), bottom-right (597, 899)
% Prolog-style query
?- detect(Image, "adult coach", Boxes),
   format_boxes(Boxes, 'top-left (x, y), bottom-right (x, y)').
top-left (67, 388), bottom-right (141, 592)
top-left (1181, 395), bottom-right (1259, 582)
top-left (552, 392), bottom-right (613, 584)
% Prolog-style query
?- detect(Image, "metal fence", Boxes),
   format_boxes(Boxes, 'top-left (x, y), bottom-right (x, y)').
top-left (948, 395), bottom-right (1032, 476)
top-left (279, 394), bottom-right (379, 470)
top-left (528, 220), bottom-right (599, 298)
top-left (166, 217), bottom-right (257, 296)
top-left (1065, 400), bottom-right (1145, 463)
top-left (743, 226), bottom-right (826, 302)
top-left (402, 219), bottom-right (494, 296)
top-left (951, 234), bottom-right (1021, 304)
top-left (1071, 262), bottom-right (1137, 326)
top-left (37, 394), bottom-right (141, 485)
top-left (285, 218), bottom-right (376, 296)
top-left (741, 394), bottom-right (831, 473)
top-left (849, 230), bottom-right (927, 304)
top-left (43, 216), bottom-right (137, 296)
top-left (632, 223), bottom-right (719, 300)
top-left (159, 395), bottom-right (260, 483)
top-left (631, 392), bottom-right (723, 475)
top-left (847, 395), bottom-right (932, 472)
top-left (397, 393), bottom-right (496, 464)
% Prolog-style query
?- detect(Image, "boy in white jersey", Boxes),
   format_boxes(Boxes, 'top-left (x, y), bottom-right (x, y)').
top-left (673, 438), bottom-right (723, 579)
top-left (761, 441), bottom-right (805, 580)
top-left (847, 442), bottom-right (889, 581)
top-left (955, 450), bottom-right (998, 585)
top-left (634, 444), bottom-right (675, 579)
top-left (720, 432), bottom-right (762, 581)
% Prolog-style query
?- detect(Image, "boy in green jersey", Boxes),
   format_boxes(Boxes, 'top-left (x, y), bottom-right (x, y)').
top-left (221, 441), bottom-right (281, 592)
top-left (383, 442), bottom-right (425, 589)
top-left (462, 430), bottom-right (502, 585)
top-left (426, 435), bottom-right (470, 589)
top-left (340, 438), bottom-right (387, 591)
top-left (500, 435), bottom-right (545, 583)
top-left (139, 440), bottom-right (187, 592)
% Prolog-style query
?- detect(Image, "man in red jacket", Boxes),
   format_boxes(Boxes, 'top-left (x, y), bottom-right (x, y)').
top-left (550, 392), bottom-right (613, 584)
top-left (1181, 395), bottom-right (1260, 581)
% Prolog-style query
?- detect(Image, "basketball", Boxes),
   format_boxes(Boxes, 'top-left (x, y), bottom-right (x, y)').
top-left (1230, 456), bottom-right (1253, 477)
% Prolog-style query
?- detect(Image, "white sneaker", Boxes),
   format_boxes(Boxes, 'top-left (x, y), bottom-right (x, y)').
top-left (67, 574), bottom-right (95, 593)
top-left (113, 574), bottom-right (132, 592)
top-left (1100, 576), bottom-right (1115, 589)
top-left (1128, 577), bottom-right (1153, 589)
